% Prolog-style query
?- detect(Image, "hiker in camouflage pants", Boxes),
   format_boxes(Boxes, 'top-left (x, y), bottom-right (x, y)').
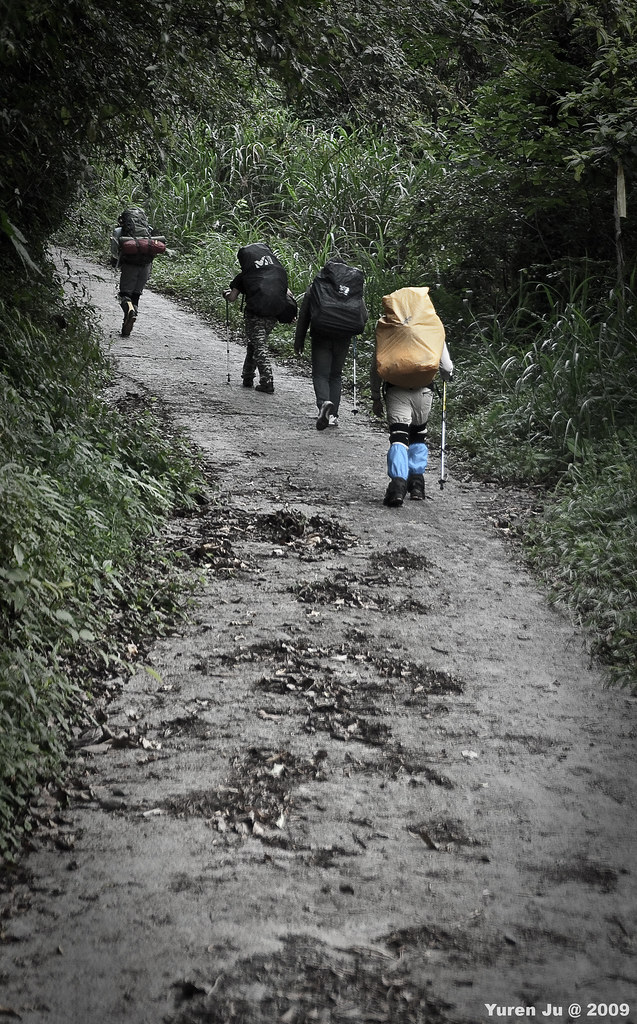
top-left (241, 311), bottom-right (276, 392)
top-left (223, 289), bottom-right (278, 394)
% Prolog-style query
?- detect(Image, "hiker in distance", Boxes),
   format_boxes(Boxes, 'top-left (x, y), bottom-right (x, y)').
top-left (223, 242), bottom-right (297, 394)
top-left (294, 259), bottom-right (368, 430)
top-left (111, 207), bottom-right (166, 337)
top-left (371, 285), bottom-right (453, 507)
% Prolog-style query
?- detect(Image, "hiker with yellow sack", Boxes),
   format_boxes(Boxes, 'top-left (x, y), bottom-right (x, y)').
top-left (371, 286), bottom-right (453, 507)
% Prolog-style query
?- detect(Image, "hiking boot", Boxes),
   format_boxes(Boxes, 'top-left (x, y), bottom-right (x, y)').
top-left (408, 474), bottom-right (425, 500)
top-left (383, 478), bottom-right (408, 507)
top-left (242, 377), bottom-right (254, 388)
top-left (255, 380), bottom-right (274, 394)
top-left (121, 302), bottom-right (136, 337)
top-left (316, 400), bottom-right (334, 431)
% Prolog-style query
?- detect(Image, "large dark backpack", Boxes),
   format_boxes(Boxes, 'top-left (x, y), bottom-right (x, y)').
top-left (120, 208), bottom-right (151, 239)
top-left (117, 207), bottom-right (166, 265)
top-left (237, 243), bottom-right (291, 319)
top-left (309, 261), bottom-right (367, 336)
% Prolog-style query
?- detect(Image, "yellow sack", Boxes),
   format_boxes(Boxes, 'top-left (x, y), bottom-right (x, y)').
top-left (375, 286), bottom-right (445, 388)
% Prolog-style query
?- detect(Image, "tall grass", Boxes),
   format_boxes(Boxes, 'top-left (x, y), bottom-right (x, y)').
top-left (70, 105), bottom-right (439, 317)
top-left (525, 436), bottom-right (637, 688)
top-left (454, 276), bottom-right (637, 483)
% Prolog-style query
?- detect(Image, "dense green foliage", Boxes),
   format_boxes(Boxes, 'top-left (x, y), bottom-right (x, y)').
top-left (4, 0), bottom-right (636, 280)
top-left (1, 0), bottom-right (636, 853)
top-left (454, 275), bottom-right (637, 480)
top-left (454, 275), bottom-right (637, 687)
top-left (526, 436), bottom-right (637, 686)
top-left (0, 265), bottom-right (205, 857)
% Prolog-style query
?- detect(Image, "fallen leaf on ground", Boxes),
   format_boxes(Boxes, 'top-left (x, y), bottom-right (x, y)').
top-left (408, 827), bottom-right (440, 850)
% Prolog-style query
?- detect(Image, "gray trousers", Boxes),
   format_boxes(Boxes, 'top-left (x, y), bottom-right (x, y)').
top-left (311, 334), bottom-right (351, 413)
top-left (118, 262), bottom-right (152, 310)
top-left (385, 384), bottom-right (433, 429)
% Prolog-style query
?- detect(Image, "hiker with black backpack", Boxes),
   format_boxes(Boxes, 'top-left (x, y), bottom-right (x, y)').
top-left (223, 243), bottom-right (297, 394)
top-left (294, 259), bottom-right (368, 430)
top-left (111, 207), bottom-right (166, 337)
top-left (371, 286), bottom-right (453, 507)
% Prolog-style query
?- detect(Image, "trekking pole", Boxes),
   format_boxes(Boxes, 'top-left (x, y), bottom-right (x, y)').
top-left (352, 336), bottom-right (359, 414)
top-left (225, 298), bottom-right (230, 385)
top-left (439, 380), bottom-right (447, 490)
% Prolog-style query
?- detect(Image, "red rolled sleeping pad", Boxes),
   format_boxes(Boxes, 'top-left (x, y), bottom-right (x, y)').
top-left (118, 236), bottom-right (167, 259)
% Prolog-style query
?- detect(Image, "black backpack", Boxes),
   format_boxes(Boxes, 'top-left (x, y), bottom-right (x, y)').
top-left (309, 261), bottom-right (368, 336)
top-left (238, 243), bottom-right (293, 319)
top-left (120, 208), bottom-right (151, 239)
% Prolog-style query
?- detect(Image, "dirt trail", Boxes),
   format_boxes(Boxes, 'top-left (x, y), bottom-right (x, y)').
top-left (1, 253), bottom-right (636, 1024)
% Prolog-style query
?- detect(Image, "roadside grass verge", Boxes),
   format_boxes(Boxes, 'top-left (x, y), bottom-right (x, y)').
top-left (451, 277), bottom-right (637, 685)
top-left (0, 261), bottom-right (207, 860)
top-left (525, 437), bottom-right (637, 688)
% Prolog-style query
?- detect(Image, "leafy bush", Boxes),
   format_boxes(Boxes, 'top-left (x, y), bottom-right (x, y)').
top-left (453, 275), bottom-right (637, 484)
top-left (0, 263), bottom-right (206, 858)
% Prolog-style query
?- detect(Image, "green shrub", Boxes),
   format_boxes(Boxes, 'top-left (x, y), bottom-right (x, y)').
top-left (453, 277), bottom-right (637, 483)
top-left (526, 436), bottom-right (637, 688)
top-left (0, 263), bottom-right (206, 858)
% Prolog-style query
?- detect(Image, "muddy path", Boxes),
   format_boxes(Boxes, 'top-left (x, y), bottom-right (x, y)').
top-left (1, 253), bottom-right (636, 1024)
